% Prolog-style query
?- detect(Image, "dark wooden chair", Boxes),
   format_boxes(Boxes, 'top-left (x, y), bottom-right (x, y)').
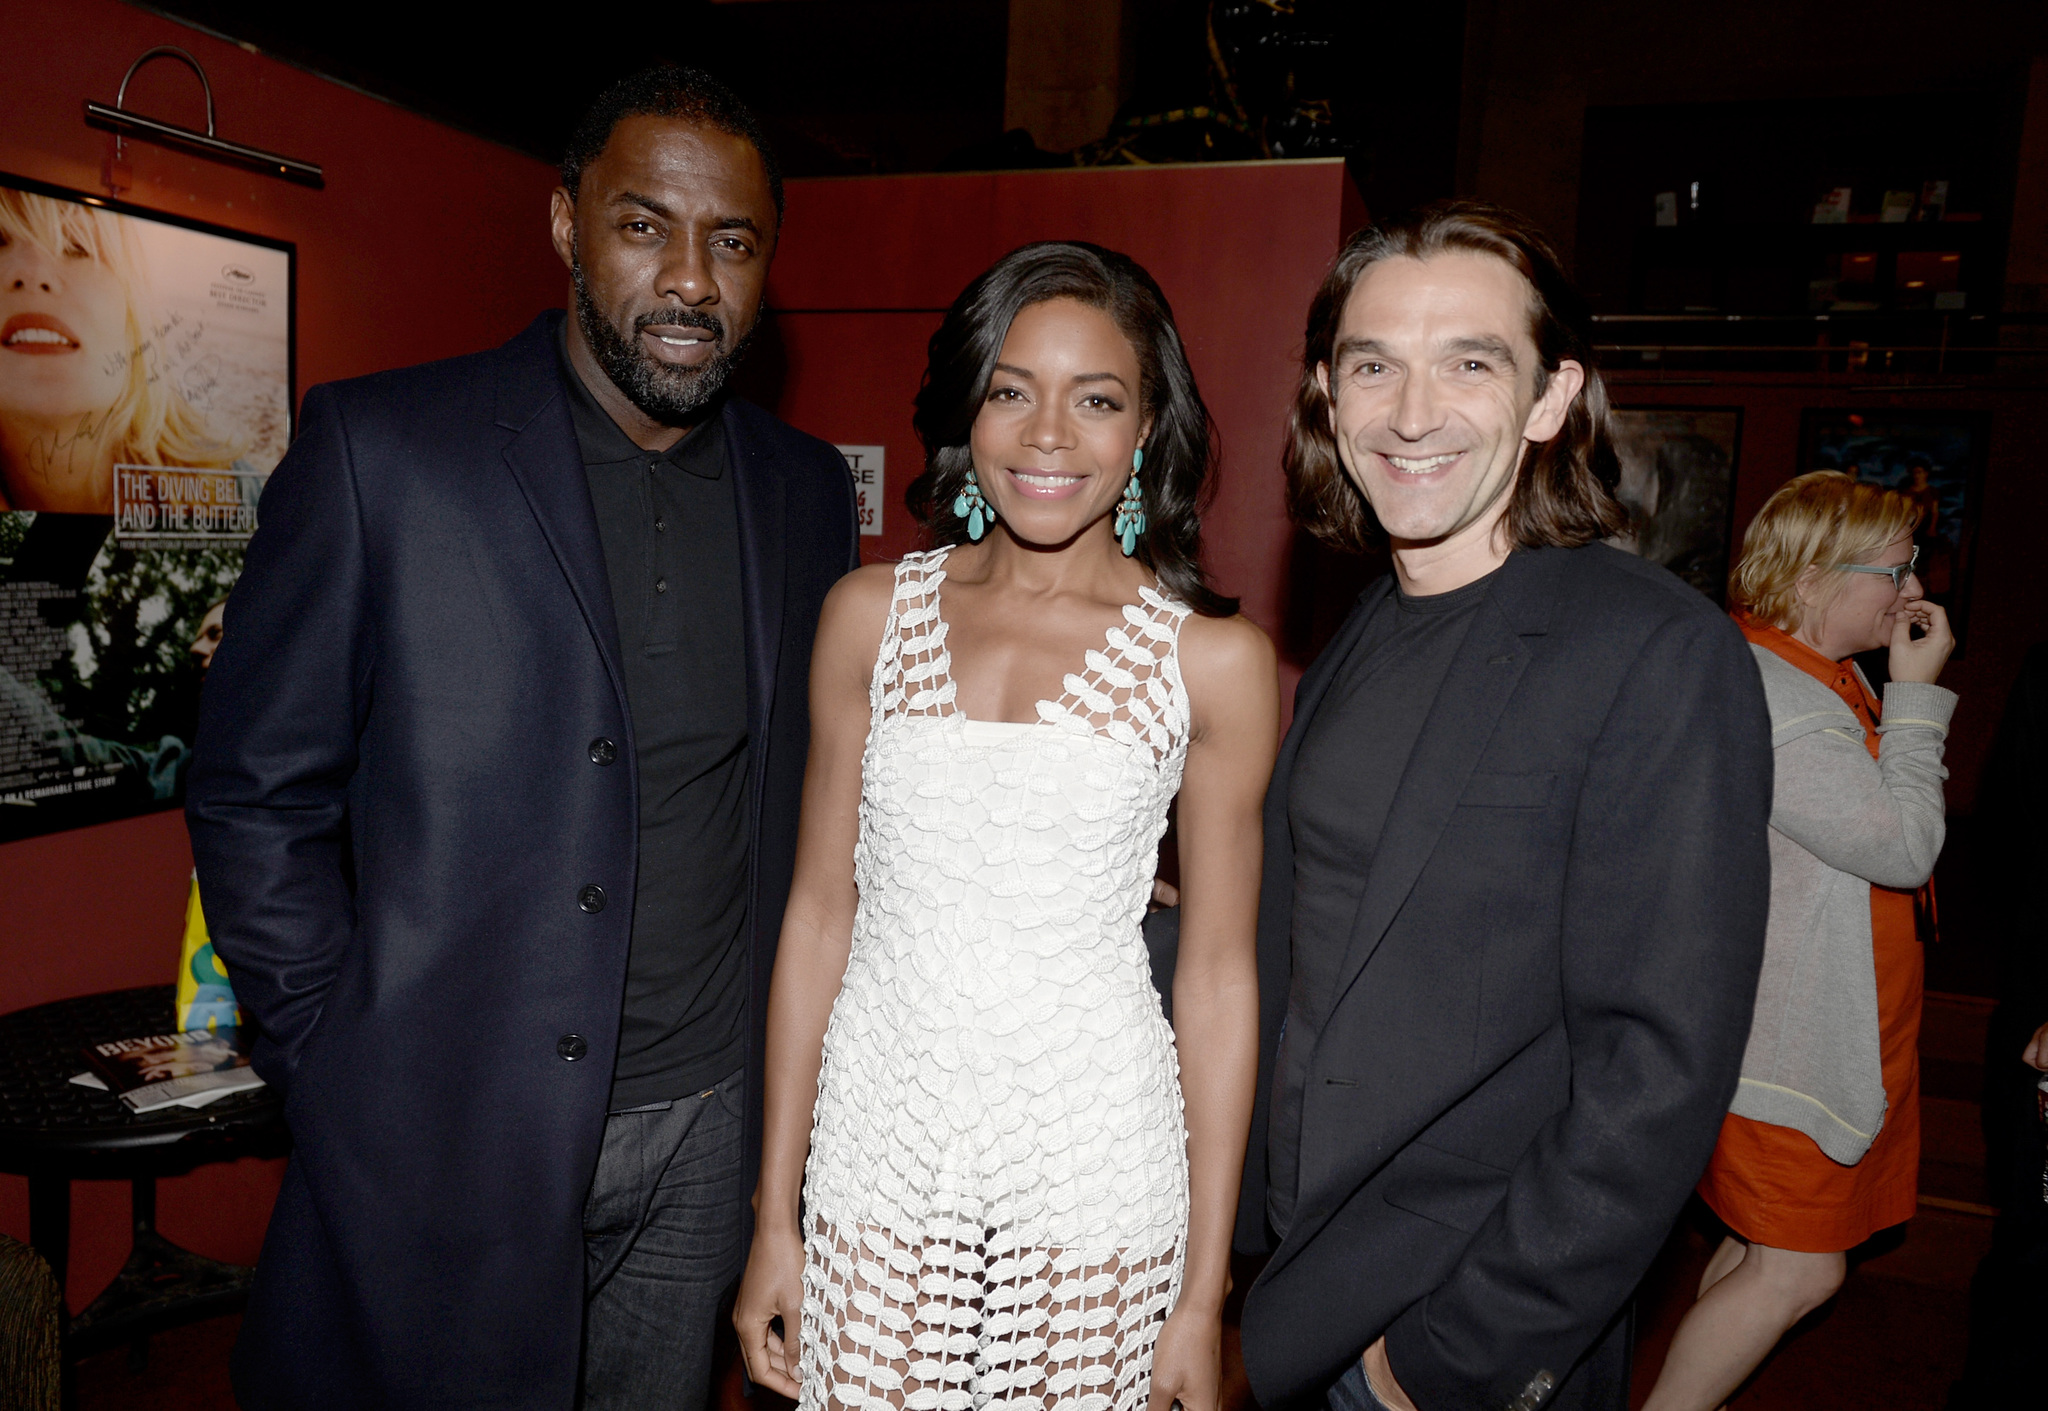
top-left (0, 1232), bottom-right (61, 1411)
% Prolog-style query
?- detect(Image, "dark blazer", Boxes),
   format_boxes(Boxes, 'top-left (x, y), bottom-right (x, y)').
top-left (186, 312), bottom-right (859, 1410)
top-left (1235, 544), bottom-right (1772, 1411)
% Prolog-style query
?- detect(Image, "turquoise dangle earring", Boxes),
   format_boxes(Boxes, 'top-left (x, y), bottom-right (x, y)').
top-left (1113, 447), bottom-right (1147, 556)
top-left (953, 466), bottom-right (994, 541)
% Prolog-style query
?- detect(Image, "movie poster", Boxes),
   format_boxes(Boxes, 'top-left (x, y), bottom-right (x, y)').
top-left (0, 174), bottom-right (292, 842)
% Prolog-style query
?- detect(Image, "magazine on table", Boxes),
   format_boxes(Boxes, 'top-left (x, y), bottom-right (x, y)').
top-left (70, 1029), bottom-right (264, 1113)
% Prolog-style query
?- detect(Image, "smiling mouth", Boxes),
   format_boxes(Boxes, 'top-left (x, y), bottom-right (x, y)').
top-left (640, 327), bottom-right (719, 362)
top-left (1383, 452), bottom-right (1462, 474)
top-left (1, 313), bottom-right (82, 354)
top-left (1007, 469), bottom-right (1087, 498)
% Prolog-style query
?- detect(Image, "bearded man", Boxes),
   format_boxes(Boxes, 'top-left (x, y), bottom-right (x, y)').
top-left (187, 67), bottom-right (859, 1411)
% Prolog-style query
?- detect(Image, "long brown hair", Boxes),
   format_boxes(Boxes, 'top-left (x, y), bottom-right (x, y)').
top-left (1286, 200), bottom-right (1626, 553)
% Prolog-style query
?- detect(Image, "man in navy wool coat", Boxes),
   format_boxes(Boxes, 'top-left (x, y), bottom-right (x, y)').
top-left (187, 67), bottom-right (859, 1410)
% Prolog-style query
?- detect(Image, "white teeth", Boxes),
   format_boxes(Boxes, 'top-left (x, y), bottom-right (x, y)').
top-left (653, 333), bottom-right (707, 346)
top-left (5, 328), bottom-right (72, 346)
top-left (1387, 453), bottom-right (1458, 472)
top-left (1014, 472), bottom-right (1078, 489)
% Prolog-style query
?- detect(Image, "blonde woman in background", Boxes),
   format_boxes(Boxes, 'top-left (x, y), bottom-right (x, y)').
top-left (1645, 471), bottom-right (1956, 1410)
top-left (0, 187), bottom-right (238, 512)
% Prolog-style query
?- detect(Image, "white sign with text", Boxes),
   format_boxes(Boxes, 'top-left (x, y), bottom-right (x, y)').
top-left (839, 445), bottom-right (885, 537)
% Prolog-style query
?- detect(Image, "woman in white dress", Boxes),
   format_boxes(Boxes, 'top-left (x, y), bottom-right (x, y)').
top-left (735, 242), bottom-right (1276, 1411)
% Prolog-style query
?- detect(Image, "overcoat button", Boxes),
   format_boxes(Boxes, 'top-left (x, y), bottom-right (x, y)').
top-left (557, 1034), bottom-right (588, 1061)
top-left (589, 738), bottom-right (617, 765)
top-left (578, 884), bottom-right (606, 913)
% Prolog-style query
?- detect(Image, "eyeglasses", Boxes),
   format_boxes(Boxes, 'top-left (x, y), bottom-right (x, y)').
top-left (1834, 544), bottom-right (1920, 592)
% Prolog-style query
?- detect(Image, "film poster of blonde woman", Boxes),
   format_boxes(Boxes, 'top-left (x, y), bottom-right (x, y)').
top-left (0, 173), bottom-right (291, 841)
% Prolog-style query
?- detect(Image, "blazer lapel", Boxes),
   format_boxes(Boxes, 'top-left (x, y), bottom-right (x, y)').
top-left (1285, 578), bottom-right (1394, 767)
top-left (723, 401), bottom-right (788, 751)
top-left (495, 321), bottom-right (629, 712)
top-left (1259, 578), bottom-right (1396, 974)
top-left (1323, 551), bottom-right (1561, 1011)
top-left (1261, 577), bottom-right (1397, 1011)
top-left (1239, 576), bottom-right (1396, 1244)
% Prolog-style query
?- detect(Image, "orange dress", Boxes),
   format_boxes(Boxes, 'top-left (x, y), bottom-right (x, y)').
top-left (1694, 620), bottom-right (1925, 1253)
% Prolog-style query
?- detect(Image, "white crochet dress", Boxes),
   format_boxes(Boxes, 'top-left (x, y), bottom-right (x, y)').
top-left (801, 546), bottom-right (1193, 1411)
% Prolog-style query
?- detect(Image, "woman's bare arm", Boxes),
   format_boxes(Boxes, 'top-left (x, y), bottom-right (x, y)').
top-left (1147, 611), bottom-right (1279, 1411)
top-left (733, 562), bottom-right (894, 1396)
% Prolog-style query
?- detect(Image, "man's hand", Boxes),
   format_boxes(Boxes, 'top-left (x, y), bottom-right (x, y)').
top-left (1363, 1337), bottom-right (1419, 1411)
top-left (2024, 1021), bottom-right (2048, 1072)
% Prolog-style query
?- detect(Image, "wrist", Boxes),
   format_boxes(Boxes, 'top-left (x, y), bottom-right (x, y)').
top-left (750, 1188), bottom-right (803, 1236)
top-left (1170, 1261), bottom-right (1231, 1319)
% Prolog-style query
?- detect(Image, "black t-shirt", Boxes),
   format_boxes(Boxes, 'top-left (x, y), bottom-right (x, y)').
top-left (558, 336), bottom-right (751, 1110)
top-left (1265, 566), bottom-right (1498, 1237)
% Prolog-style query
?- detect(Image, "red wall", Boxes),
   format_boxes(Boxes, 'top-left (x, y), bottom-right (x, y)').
top-left (754, 160), bottom-right (1370, 703)
top-left (0, 0), bottom-right (566, 1312)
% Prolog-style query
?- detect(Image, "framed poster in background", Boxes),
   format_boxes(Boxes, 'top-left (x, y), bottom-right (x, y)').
top-left (1797, 409), bottom-right (1989, 646)
top-left (0, 172), bottom-right (293, 842)
top-left (1608, 407), bottom-right (1743, 602)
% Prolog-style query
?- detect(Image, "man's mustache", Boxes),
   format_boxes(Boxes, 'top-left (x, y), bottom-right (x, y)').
top-left (634, 307), bottom-right (725, 345)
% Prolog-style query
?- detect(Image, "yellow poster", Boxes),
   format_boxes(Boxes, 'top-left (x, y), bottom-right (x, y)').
top-left (174, 872), bottom-right (239, 1031)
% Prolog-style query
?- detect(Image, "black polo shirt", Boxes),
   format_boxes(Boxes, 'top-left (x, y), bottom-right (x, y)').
top-left (557, 336), bottom-right (751, 1111)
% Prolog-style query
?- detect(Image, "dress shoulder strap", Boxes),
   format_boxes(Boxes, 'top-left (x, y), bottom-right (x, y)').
top-left (873, 548), bottom-right (955, 722)
top-left (1041, 583), bottom-right (1193, 762)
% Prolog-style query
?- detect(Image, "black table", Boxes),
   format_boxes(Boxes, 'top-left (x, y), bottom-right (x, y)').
top-left (0, 985), bottom-right (289, 1363)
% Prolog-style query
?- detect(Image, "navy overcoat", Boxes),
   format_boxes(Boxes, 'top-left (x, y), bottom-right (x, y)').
top-left (187, 311), bottom-right (859, 1409)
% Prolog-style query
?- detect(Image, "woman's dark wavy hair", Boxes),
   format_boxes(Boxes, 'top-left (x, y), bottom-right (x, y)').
top-left (1286, 200), bottom-right (1627, 553)
top-left (907, 241), bottom-right (1237, 617)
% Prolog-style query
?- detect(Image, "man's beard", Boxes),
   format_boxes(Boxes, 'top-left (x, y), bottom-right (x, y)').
top-left (571, 254), bottom-right (753, 426)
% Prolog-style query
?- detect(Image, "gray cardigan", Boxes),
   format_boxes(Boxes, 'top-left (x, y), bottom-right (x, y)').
top-left (1729, 644), bottom-right (1956, 1163)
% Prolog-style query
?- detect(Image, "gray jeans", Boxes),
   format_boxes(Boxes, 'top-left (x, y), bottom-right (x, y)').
top-left (580, 1070), bottom-right (747, 1411)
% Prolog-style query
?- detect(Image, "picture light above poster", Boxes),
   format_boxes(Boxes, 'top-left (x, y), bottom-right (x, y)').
top-left (1797, 409), bottom-right (1988, 649)
top-left (0, 169), bottom-right (293, 843)
top-left (84, 45), bottom-right (324, 193)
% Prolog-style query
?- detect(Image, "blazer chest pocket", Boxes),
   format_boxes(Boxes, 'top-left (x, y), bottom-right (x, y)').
top-left (1457, 771), bottom-right (1556, 809)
